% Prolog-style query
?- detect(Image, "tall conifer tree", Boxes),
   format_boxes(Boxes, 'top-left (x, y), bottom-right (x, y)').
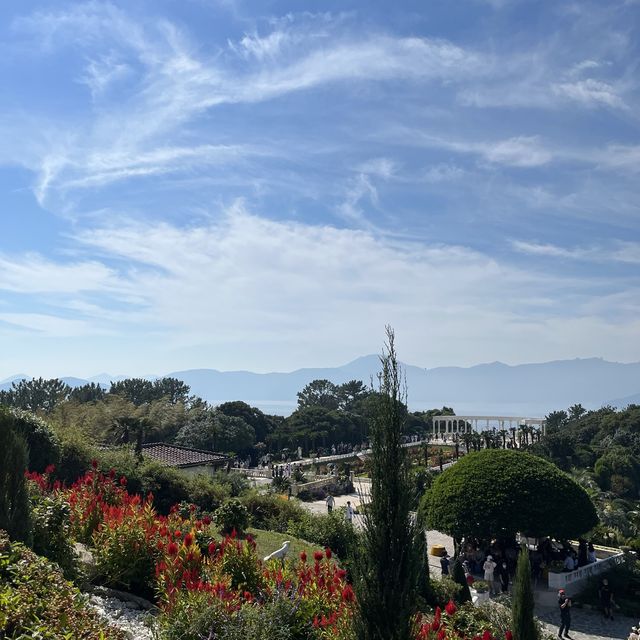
top-left (512, 546), bottom-right (536, 640)
top-left (352, 327), bottom-right (424, 640)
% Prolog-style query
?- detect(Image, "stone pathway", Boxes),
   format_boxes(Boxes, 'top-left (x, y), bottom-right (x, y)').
top-left (537, 605), bottom-right (636, 640)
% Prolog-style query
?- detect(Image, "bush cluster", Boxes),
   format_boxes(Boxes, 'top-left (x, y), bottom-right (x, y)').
top-left (0, 530), bottom-right (126, 639)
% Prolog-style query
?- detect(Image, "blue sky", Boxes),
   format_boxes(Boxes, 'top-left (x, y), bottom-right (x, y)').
top-left (0, 0), bottom-right (639, 379)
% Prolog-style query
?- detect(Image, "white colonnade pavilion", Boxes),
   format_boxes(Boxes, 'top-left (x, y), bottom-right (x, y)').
top-left (431, 415), bottom-right (546, 437)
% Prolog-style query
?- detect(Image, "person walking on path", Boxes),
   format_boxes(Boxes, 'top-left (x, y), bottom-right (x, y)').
top-left (325, 494), bottom-right (335, 514)
top-left (345, 501), bottom-right (354, 524)
top-left (440, 552), bottom-right (450, 577)
top-left (498, 560), bottom-right (509, 593)
top-left (558, 589), bottom-right (572, 639)
top-left (483, 555), bottom-right (498, 595)
top-left (599, 578), bottom-right (615, 620)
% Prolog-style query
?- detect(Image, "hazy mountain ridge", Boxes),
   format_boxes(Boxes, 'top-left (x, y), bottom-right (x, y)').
top-left (2, 356), bottom-right (639, 416)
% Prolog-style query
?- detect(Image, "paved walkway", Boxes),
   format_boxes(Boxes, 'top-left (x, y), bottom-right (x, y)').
top-left (537, 606), bottom-right (636, 640)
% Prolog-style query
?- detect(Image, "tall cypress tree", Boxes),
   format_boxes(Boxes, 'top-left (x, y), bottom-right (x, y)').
top-left (352, 327), bottom-right (424, 640)
top-left (512, 546), bottom-right (536, 640)
top-left (0, 426), bottom-right (32, 544)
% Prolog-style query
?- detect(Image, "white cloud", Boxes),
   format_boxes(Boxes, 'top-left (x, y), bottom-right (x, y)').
top-left (0, 254), bottom-right (118, 293)
top-left (552, 79), bottom-right (626, 109)
top-left (512, 240), bottom-right (640, 264)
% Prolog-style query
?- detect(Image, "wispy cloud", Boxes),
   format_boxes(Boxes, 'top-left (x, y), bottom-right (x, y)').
top-left (512, 240), bottom-right (640, 264)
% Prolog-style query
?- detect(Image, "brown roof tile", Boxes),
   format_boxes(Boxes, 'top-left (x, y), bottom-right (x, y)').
top-left (142, 443), bottom-right (229, 468)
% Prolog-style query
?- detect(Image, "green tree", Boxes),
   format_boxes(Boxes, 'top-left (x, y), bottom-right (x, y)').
top-left (352, 327), bottom-right (423, 640)
top-left (68, 382), bottom-right (105, 403)
top-left (296, 379), bottom-right (340, 410)
top-left (568, 403), bottom-right (587, 421)
top-left (152, 377), bottom-right (191, 404)
top-left (109, 378), bottom-right (154, 405)
top-left (2, 377), bottom-right (70, 413)
top-left (545, 410), bottom-right (568, 433)
top-left (425, 449), bottom-right (598, 541)
top-left (217, 400), bottom-right (275, 443)
top-left (512, 547), bottom-right (536, 640)
top-left (0, 426), bottom-right (31, 543)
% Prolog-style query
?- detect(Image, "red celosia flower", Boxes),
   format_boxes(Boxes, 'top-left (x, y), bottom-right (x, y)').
top-left (313, 550), bottom-right (324, 562)
top-left (184, 533), bottom-right (194, 547)
top-left (445, 599), bottom-right (457, 616)
top-left (108, 468), bottom-right (116, 479)
top-left (167, 542), bottom-right (179, 556)
top-left (91, 459), bottom-right (98, 469)
top-left (44, 464), bottom-right (56, 475)
top-left (437, 629), bottom-right (446, 640)
top-left (505, 632), bottom-right (513, 640)
top-left (300, 551), bottom-right (307, 563)
top-left (202, 515), bottom-right (212, 525)
top-left (189, 503), bottom-right (196, 512)
top-left (482, 630), bottom-right (493, 640)
top-left (341, 584), bottom-right (355, 602)
top-left (208, 542), bottom-right (217, 555)
top-left (174, 530), bottom-right (182, 538)
top-left (325, 547), bottom-right (332, 559)
top-left (119, 476), bottom-right (127, 486)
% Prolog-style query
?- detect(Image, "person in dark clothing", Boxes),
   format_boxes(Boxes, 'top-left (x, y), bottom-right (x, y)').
top-left (558, 589), bottom-right (571, 638)
top-left (440, 552), bottom-right (450, 576)
top-left (598, 578), bottom-right (614, 620)
top-left (499, 560), bottom-right (509, 593)
top-left (577, 539), bottom-right (588, 567)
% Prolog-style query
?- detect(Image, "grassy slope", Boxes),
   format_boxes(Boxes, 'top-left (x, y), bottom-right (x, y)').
top-left (247, 527), bottom-right (318, 560)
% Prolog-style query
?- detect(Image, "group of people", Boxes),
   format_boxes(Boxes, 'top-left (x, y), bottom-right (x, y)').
top-left (325, 494), bottom-right (355, 522)
top-left (439, 550), bottom-right (510, 596)
top-left (270, 462), bottom-right (303, 479)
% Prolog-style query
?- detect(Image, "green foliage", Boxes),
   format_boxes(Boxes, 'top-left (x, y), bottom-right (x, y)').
top-left (157, 590), bottom-right (324, 640)
top-left (0, 531), bottom-right (126, 639)
top-left (287, 511), bottom-right (358, 559)
top-left (29, 492), bottom-right (76, 579)
top-left (136, 461), bottom-right (191, 514)
top-left (92, 516), bottom-right (159, 597)
top-left (0, 426), bottom-right (31, 544)
top-left (0, 377), bottom-right (70, 413)
top-left (176, 408), bottom-right (255, 453)
top-left (215, 499), bottom-right (250, 535)
top-left (427, 576), bottom-right (463, 606)
top-left (68, 382), bottom-right (106, 403)
top-left (426, 449), bottom-right (598, 540)
top-left (56, 432), bottom-right (97, 483)
top-left (217, 400), bottom-right (276, 443)
top-left (241, 490), bottom-right (307, 532)
top-left (512, 547), bottom-right (535, 640)
top-left (2, 408), bottom-right (61, 473)
top-left (594, 447), bottom-right (639, 497)
top-left (352, 328), bottom-right (424, 640)
top-left (451, 558), bottom-right (471, 603)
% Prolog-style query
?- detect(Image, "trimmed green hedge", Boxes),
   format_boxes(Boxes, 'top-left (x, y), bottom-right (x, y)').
top-left (424, 449), bottom-right (597, 540)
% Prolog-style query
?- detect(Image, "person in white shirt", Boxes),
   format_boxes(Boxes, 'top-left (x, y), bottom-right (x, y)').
top-left (483, 555), bottom-right (498, 595)
top-left (345, 501), bottom-right (355, 523)
top-left (325, 494), bottom-right (335, 514)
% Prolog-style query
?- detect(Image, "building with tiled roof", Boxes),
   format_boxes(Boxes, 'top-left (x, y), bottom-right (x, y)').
top-left (141, 443), bottom-right (231, 476)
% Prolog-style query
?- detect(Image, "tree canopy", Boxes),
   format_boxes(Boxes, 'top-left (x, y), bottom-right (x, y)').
top-left (424, 448), bottom-right (598, 540)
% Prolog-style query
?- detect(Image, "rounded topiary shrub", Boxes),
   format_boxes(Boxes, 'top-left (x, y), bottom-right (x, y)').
top-left (424, 449), bottom-right (597, 540)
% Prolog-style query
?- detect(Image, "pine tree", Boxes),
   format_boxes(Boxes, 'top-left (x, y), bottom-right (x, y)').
top-left (0, 426), bottom-right (32, 543)
top-left (512, 546), bottom-right (536, 640)
top-left (352, 327), bottom-right (424, 640)
top-left (451, 558), bottom-right (472, 603)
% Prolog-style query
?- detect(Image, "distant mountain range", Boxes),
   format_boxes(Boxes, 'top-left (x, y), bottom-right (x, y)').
top-left (2, 356), bottom-right (639, 417)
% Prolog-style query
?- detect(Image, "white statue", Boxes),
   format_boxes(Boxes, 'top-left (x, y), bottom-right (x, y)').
top-left (263, 540), bottom-right (290, 563)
